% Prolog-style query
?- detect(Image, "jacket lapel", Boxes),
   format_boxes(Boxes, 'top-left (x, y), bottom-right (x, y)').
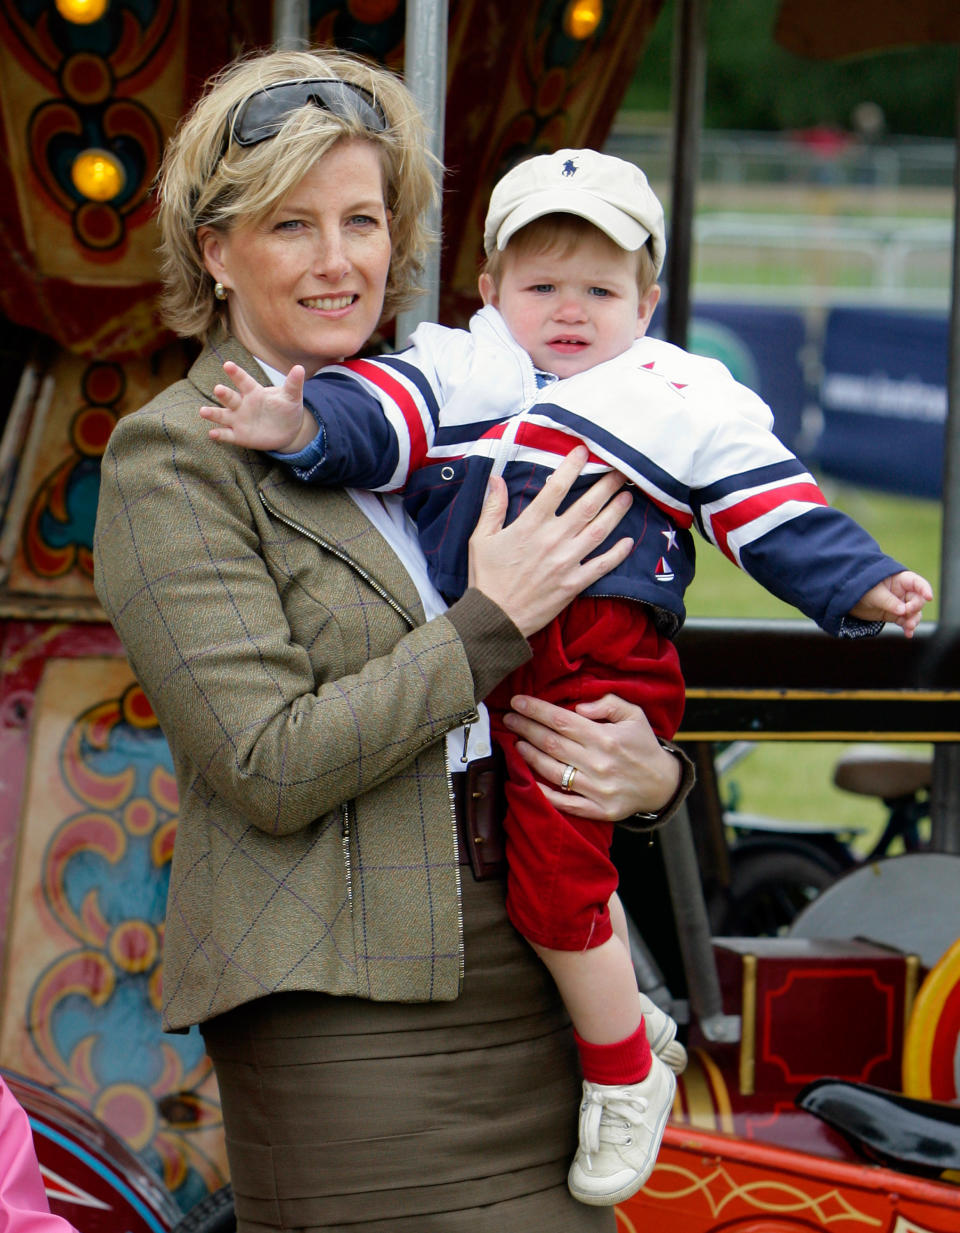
top-left (190, 337), bottom-right (427, 624)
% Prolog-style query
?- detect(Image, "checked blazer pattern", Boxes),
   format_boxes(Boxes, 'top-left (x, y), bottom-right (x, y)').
top-left (93, 335), bottom-right (527, 1031)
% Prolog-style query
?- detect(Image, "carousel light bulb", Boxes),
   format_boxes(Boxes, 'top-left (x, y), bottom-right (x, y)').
top-left (563, 0), bottom-right (603, 40)
top-left (55, 0), bottom-right (109, 23)
top-left (71, 148), bottom-right (125, 202)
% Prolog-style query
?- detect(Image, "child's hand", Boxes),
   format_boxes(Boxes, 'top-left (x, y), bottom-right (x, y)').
top-left (199, 360), bottom-right (313, 453)
top-left (849, 571), bottom-right (934, 637)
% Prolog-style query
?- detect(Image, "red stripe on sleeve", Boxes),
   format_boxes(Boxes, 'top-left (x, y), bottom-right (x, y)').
top-left (709, 481), bottom-right (828, 562)
top-left (513, 421), bottom-right (695, 528)
top-left (341, 359), bottom-right (430, 473)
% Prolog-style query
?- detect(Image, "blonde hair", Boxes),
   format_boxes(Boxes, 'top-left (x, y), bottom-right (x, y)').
top-left (157, 47), bottom-right (438, 342)
top-left (482, 214), bottom-right (658, 295)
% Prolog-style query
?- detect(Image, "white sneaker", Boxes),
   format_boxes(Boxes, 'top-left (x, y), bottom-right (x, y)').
top-left (639, 991), bottom-right (688, 1075)
top-left (567, 1053), bottom-right (676, 1206)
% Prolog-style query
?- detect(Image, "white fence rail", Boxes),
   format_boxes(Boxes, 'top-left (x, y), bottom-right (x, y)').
top-left (605, 126), bottom-right (954, 310)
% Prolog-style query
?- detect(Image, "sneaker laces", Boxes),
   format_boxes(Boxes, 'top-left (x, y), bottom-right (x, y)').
top-left (578, 1086), bottom-right (650, 1166)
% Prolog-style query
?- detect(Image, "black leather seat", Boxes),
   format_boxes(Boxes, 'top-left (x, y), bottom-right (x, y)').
top-left (796, 1078), bottom-right (960, 1178)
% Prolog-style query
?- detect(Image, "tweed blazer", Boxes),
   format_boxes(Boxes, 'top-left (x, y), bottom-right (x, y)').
top-left (93, 334), bottom-right (531, 1032)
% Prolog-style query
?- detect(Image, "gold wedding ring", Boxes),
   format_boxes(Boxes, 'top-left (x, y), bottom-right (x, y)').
top-left (560, 764), bottom-right (578, 793)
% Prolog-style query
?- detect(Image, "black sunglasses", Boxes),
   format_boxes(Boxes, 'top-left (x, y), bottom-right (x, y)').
top-left (223, 78), bottom-right (387, 154)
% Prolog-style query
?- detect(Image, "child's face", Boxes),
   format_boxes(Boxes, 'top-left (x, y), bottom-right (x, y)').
top-left (479, 229), bottom-right (659, 379)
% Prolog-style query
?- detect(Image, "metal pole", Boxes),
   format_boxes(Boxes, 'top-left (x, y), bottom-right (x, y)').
top-left (665, 0), bottom-right (708, 348)
top-left (659, 806), bottom-right (739, 1043)
top-left (395, 0), bottom-right (448, 345)
top-left (658, 0), bottom-right (739, 1043)
top-left (930, 52), bottom-right (960, 853)
top-left (273, 0), bottom-right (309, 49)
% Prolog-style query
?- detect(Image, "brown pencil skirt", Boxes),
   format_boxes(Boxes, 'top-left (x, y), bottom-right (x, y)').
top-left (200, 873), bottom-right (615, 1233)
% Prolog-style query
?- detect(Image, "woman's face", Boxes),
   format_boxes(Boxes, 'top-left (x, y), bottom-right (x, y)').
top-left (199, 140), bottom-right (392, 374)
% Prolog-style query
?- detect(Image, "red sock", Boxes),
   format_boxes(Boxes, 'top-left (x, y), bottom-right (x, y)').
top-left (574, 1021), bottom-right (652, 1086)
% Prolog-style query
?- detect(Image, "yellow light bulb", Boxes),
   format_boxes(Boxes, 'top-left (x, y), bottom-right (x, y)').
top-left (56, 0), bottom-right (109, 23)
top-left (72, 149), bottom-right (125, 202)
top-left (563, 0), bottom-right (603, 40)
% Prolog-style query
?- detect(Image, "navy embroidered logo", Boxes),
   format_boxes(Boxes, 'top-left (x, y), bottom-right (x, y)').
top-left (654, 556), bottom-right (674, 583)
top-left (562, 158), bottom-right (577, 177)
top-left (662, 528), bottom-right (678, 552)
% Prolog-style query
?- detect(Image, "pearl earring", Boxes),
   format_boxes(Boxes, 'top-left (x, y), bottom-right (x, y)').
top-left (214, 281), bottom-right (227, 301)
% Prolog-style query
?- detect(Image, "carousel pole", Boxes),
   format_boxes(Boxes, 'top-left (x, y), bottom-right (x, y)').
top-left (395, 0), bottom-right (448, 343)
top-left (271, 0), bottom-right (447, 340)
top-left (664, 0), bottom-right (708, 349)
top-left (930, 53), bottom-right (960, 854)
top-left (273, 0), bottom-right (310, 48)
top-left (657, 0), bottom-right (739, 1043)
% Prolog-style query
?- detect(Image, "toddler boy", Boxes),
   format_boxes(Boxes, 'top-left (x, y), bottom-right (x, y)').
top-left (201, 148), bottom-right (931, 1207)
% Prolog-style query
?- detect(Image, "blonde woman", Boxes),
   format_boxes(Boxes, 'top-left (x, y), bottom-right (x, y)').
top-left (94, 46), bottom-right (690, 1232)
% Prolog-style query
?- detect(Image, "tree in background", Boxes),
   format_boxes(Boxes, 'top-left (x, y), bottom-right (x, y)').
top-left (627, 0), bottom-right (957, 138)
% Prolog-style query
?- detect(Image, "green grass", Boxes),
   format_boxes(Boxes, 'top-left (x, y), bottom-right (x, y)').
top-left (687, 482), bottom-right (940, 843)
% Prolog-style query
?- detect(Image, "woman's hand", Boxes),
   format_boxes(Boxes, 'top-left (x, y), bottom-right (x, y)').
top-left (501, 692), bottom-right (683, 822)
top-left (467, 446), bottom-right (634, 638)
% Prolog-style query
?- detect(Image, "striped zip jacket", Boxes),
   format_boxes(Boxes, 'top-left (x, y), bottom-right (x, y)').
top-left (286, 306), bottom-right (901, 638)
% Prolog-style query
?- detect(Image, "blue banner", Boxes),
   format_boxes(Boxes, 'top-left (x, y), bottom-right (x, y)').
top-left (814, 307), bottom-right (947, 498)
top-left (687, 303), bottom-right (810, 452)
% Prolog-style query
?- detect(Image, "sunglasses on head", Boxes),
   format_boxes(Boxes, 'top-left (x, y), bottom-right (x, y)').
top-left (222, 77), bottom-right (387, 155)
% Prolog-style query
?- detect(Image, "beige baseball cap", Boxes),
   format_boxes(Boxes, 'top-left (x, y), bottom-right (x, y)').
top-left (483, 148), bottom-right (666, 276)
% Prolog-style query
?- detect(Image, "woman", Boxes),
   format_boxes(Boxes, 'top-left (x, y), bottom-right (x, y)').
top-left (93, 46), bottom-right (691, 1233)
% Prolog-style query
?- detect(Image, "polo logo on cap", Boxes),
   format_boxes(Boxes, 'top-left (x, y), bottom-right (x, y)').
top-left (562, 158), bottom-right (577, 177)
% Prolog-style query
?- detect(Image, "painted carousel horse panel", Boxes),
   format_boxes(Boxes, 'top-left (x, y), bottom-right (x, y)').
top-left (0, 646), bottom-right (226, 1213)
top-left (0, 621), bottom-right (127, 955)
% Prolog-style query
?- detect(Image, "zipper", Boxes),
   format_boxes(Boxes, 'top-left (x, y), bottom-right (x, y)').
top-left (444, 748), bottom-right (466, 985)
top-left (459, 708), bottom-right (480, 763)
top-left (261, 488), bottom-right (470, 983)
top-left (340, 800), bottom-right (354, 908)
top-left (487, 370), bottom-right (561, 481)
top-left (259, 489), bottom-right (418, 627)
top-left (489, 406), bottom-right (526, 480)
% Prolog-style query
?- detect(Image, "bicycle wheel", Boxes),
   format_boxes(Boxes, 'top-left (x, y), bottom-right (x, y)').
top-left (714, 847), bottom-right (842, 936)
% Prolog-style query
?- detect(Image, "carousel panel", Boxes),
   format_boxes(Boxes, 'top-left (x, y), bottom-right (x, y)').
top-left (617, 1124), bottom-right (960, 1233)
top-left (0, 342), bottom-right (192, 603)
top-left (0, 644), bottom-right (226, 1214)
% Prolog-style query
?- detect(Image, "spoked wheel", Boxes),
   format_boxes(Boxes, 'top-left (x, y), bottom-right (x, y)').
top-left (711, 847), bottom-right (844, 936)
top-left (169, 1186), bottom-right (235, 1233)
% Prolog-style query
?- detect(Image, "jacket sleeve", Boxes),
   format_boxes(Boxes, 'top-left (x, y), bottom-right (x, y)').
top-left (683, 393), bottom-right (904, 636)
top-left (286, 327), bottom-right (451, 491)
top-left (734, 507), bottom-right (903, 636)
top-left (93, 387), bottom-right (528, 836)
top-left (542, 357), bottom-right (902, 638)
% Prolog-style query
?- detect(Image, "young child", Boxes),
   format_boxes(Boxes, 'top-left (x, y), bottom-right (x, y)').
top-left (200, 148), bottom-right (932, 1207)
